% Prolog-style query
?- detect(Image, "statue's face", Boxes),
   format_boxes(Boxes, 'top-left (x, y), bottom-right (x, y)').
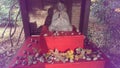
top-left (57, 2), bottom-right (65, 11)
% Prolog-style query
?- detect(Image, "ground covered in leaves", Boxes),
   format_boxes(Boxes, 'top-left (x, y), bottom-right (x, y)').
top-left (0, 27), bottom-right (24, 68)
top-left (89, 0), bottom-right (120, 68)
top-left (88, 13), bottom-right (120, 68)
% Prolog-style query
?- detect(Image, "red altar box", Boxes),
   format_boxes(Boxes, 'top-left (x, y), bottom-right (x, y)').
top-left (43, 35), bottom-right (84, 51)
top-left (40, 26), bottom-right (85, 51)
top-left (8, 36), bottom-right (106, 68)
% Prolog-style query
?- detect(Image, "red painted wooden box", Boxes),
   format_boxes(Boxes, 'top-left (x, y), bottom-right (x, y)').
top-left (9, 35), bottom-right (106, 68)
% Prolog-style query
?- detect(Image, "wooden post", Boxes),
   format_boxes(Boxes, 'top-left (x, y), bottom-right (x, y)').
top-left (79, 0), bottom-right (91, 36)
top-left (19, 0), bottom-right (31, 39)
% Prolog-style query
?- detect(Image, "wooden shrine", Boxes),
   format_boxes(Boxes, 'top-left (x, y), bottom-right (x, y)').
top-left (8, 0), bottom-right (108, 68)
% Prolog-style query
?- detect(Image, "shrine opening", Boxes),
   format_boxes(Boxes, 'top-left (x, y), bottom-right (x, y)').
top-left (19, 0), bottom-right (90, 38)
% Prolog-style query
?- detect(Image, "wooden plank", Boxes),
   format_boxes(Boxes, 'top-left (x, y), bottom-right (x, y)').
top-left (79, 0), bottom-right (91, 36)
top-left (19, 0), bottom-right (31, 39)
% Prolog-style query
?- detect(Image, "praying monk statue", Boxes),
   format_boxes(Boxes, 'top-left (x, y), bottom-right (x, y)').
top-left (48, 2), bottom-right (73, 32)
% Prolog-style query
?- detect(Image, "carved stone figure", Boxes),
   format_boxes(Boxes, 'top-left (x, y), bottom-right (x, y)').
top-left (49, 2), bottom-right (73, 32)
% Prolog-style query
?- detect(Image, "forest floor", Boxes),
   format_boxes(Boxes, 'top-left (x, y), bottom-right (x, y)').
top-left (0, 26), bottom-right (24, 68)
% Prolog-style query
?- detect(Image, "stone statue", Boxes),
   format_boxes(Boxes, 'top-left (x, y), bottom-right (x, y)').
top-left (48, 2), bottom-right (73, 32)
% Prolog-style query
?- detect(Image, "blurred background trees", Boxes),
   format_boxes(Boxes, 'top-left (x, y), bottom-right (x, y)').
top-left (0, 0), bottom-right (20, 27)
top-left (89, 0), bottom-right (120, 68)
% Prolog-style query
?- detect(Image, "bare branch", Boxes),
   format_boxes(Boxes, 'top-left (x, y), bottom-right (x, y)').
top-left (16, 27), bottom-right (24, 46)
top-left (9, 2), bottom-right (18, 47)
top-left (10, 9), bottom-right (20, 37)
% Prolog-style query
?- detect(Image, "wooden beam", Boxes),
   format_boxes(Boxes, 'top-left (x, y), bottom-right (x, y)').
top-left (19, 0), bottom-right (30, 39)
top-left (79, 0), bottom-right (91, 36)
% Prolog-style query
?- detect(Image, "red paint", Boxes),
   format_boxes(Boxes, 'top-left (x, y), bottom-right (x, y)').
top-left (44, 35), bottom-right (84, 51)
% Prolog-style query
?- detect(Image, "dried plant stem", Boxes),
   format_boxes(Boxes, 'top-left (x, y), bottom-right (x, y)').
top-left (1, 2), bottom-right (18, 38)
top-left (16, 27), bottom-right (24, 46)
top-left (9, 2), bottom-right (18, 47)
top-left (10, 10), bottom-right (20, 37)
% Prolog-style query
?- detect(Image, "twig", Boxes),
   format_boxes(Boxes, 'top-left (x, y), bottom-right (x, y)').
top-left (9, 2), bottom-right (18, 47)
top-left (16, 27), bottom-right (24, 46)
top-left (10, 9), bottom-right (20, 37)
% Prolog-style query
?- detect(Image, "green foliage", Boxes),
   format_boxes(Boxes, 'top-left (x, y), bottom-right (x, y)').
top-left (0, 0), bottom-right (20, 24)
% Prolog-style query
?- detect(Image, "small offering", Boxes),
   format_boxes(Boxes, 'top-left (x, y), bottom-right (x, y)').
top-left (13, 47), bottom-right (103, 67)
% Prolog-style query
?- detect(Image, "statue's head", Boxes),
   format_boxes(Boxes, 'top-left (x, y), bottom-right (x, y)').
top-left (57, 2), bottom-right (66, 11)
